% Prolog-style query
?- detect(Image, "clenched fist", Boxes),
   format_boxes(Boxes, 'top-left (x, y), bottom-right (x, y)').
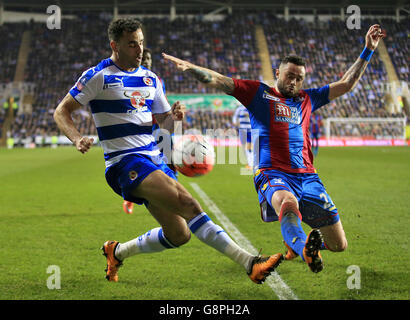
top-left (171, 101), bottom-right (186, 121)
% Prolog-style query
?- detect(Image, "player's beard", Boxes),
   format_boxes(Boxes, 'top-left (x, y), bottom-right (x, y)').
top-left (121, 51), bottom-right (142, 69)
top-left (277, 79), bottom-right (298, 98)
top-left (128, 57), bottom-right (141, 69)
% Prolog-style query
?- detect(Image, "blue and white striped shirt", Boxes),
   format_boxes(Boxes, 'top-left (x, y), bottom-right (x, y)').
top-left (69, 58), bottom-right (170, 168)
top-left (232, 105), bottom-right (251, 129)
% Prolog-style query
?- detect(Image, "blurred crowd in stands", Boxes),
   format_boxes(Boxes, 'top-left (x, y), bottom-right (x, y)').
top-left (0, 12), bottom-right (408, 144)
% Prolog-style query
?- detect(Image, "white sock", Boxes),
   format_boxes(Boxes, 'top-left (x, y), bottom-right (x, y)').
top-left (115, 227), bottom-right (177, 261)
top-left (188, 213), bottom-right (254, 271)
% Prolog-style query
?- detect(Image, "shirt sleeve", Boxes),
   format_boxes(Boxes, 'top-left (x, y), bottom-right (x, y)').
top-left (69, 68), bottom-right (102, 106)
top-left (229, 78), bottom-right (261, 110)
top-left (304, 84), bottom-right (330, 112)
top-left (151, 75), bottom-right (171, 114)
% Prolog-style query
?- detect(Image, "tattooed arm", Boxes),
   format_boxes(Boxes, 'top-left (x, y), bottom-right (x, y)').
top-left (162, 53), bottom-right (235, 94)
top-left (329, 24), bottom-right (385, 101)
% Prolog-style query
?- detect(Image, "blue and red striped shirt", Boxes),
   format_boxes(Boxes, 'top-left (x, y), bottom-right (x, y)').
top-left (230, 79), bottom-right (329, 173)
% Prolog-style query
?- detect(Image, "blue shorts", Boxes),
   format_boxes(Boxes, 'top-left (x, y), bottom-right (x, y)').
top-left (254, 169), bottom-right (339, 228)
top-left (105, 153), bottom-right (177, 205)
top-left (239, 129), bottom-right (252, 145)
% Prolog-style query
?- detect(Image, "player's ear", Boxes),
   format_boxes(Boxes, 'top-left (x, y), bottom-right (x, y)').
top-left (275, 68), bottom-right (280, 79)
top-left (110, 40), bottom-right (118, 53)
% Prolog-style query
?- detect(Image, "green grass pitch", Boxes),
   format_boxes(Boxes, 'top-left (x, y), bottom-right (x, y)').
top-left (0, 146), bottom-right (409, 300)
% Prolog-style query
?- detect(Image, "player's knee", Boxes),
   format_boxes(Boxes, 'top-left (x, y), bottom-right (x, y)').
top-left (168, 228), bottom-right (191, 247)
top-left (327, 238), bottom-right (348, 252)
top-left (272, 191), bottom-right (298, 214)
top-left (278, 199), bottom-right (300, 221)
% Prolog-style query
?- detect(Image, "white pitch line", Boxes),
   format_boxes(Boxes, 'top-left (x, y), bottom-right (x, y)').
top-left (190, 182), bottom-right (298, 301)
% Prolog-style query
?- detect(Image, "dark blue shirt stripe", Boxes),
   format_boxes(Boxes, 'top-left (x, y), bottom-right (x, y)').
top-left (89, 99), bottom-right (153, 114)
top-left (97, 123), bottom-right (153, 141)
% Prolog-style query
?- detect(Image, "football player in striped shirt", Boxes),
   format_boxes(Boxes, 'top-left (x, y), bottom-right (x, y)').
top-left (121, 47), bottom-right (175, 214)
top-left (54, 18), bottom-right (283, 284)
top-left (163, 24), bottom-right (385, 273)
top-left (232, 104), bottom-right (253, 170)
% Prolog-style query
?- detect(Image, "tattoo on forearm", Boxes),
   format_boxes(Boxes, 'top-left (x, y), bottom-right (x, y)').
top-left (343, 58), bottom-right (369, 88)
top-left (218, 77), bottom-right (235, 94)
top-left (187, 67), bottom-right (213, 83)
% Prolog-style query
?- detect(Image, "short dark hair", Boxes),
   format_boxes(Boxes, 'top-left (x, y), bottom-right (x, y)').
top-left (280, 55), bottom-right (306, 67)
top-left (108, 18), bottom-right (142, 42)
top-left (143, 47), bottom-right (151, 57)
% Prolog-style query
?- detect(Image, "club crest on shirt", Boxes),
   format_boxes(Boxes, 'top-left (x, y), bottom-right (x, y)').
top-left (124, 90), bottom-right (149, 112)
top-left (274, 102), bottom-right (300, 124)
top-left (143, 77), bottom-right (154, 86)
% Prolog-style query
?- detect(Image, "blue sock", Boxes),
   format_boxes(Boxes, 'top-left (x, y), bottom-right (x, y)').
top-left (280, 212), bottom-right (307, 261)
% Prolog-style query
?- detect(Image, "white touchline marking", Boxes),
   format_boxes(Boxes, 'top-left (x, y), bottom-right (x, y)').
top-left (190, 182), bottom-right (298, 300)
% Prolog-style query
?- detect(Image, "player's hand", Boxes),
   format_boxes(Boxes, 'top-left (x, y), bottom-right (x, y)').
top-left (171, 101), bottom-right (186, 121)
top-left (74, 136), bottom-right (94, 154)
top-left (162, 53), bottom-right (192, 72)
top-left (365, 24), bottom-right (386, 51)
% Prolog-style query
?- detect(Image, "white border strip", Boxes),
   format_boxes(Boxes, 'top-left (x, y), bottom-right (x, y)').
top-left (190, 182), bottom-right (298, 300)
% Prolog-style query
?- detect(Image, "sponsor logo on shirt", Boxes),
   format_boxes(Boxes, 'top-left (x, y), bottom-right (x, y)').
top-left (76, 68), bottom-right (96, 91)
top-left (103, 77), bottom-right (124, 90)
top-left (262, 91), bottom-right (280, 102)
top-left (274, 102), bottom-right (300, 124)
top-left (76, 75), bottom-right (88, 91)
top-left (273, 178), bottom-right (285, 185)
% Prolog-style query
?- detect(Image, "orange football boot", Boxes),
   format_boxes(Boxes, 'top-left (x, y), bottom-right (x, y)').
top-left (283, 241), bottom-right (299, 260)
top-left (247, 253), bottom-right (284, 284)
top-left (122, 200), bottom-right (134, 214)
top-left (101, 241), bottom-right (123, 282)
top-left (303, 229), bottom-right (324, 273)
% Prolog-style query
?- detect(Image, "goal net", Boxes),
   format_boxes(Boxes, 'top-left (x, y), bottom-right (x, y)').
top-left (323, 117), bottom-right (407, 146)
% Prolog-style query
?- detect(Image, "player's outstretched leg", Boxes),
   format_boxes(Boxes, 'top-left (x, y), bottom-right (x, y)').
top-left (279, 203), bottom-right (324, 273)
top-left (278, 201), bottom-right (307, 260)
top-left (132, 170), bottom-right (283, 284)
top-left (102, 204), bottom-right (188, 282)
top-left (274, 191), bottom-right (324, 273)
top-left (187, 212), bottom-right (283, 284)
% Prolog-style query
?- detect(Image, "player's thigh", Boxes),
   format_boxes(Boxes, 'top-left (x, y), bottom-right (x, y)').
top-left (146, 201), bottom-right (191, 246)
top-left (132, 169), bottom-right (202, 220)
top-left (320, 220), bottom-right (348, 252)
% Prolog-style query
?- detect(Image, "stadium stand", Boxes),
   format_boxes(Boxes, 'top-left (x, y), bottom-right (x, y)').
top-left (144, 13), bottom-right (262, 94)
top-left (0, 11), bottom-right (408, 144)
top-left (0, 22), bottom-right (27, 84)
